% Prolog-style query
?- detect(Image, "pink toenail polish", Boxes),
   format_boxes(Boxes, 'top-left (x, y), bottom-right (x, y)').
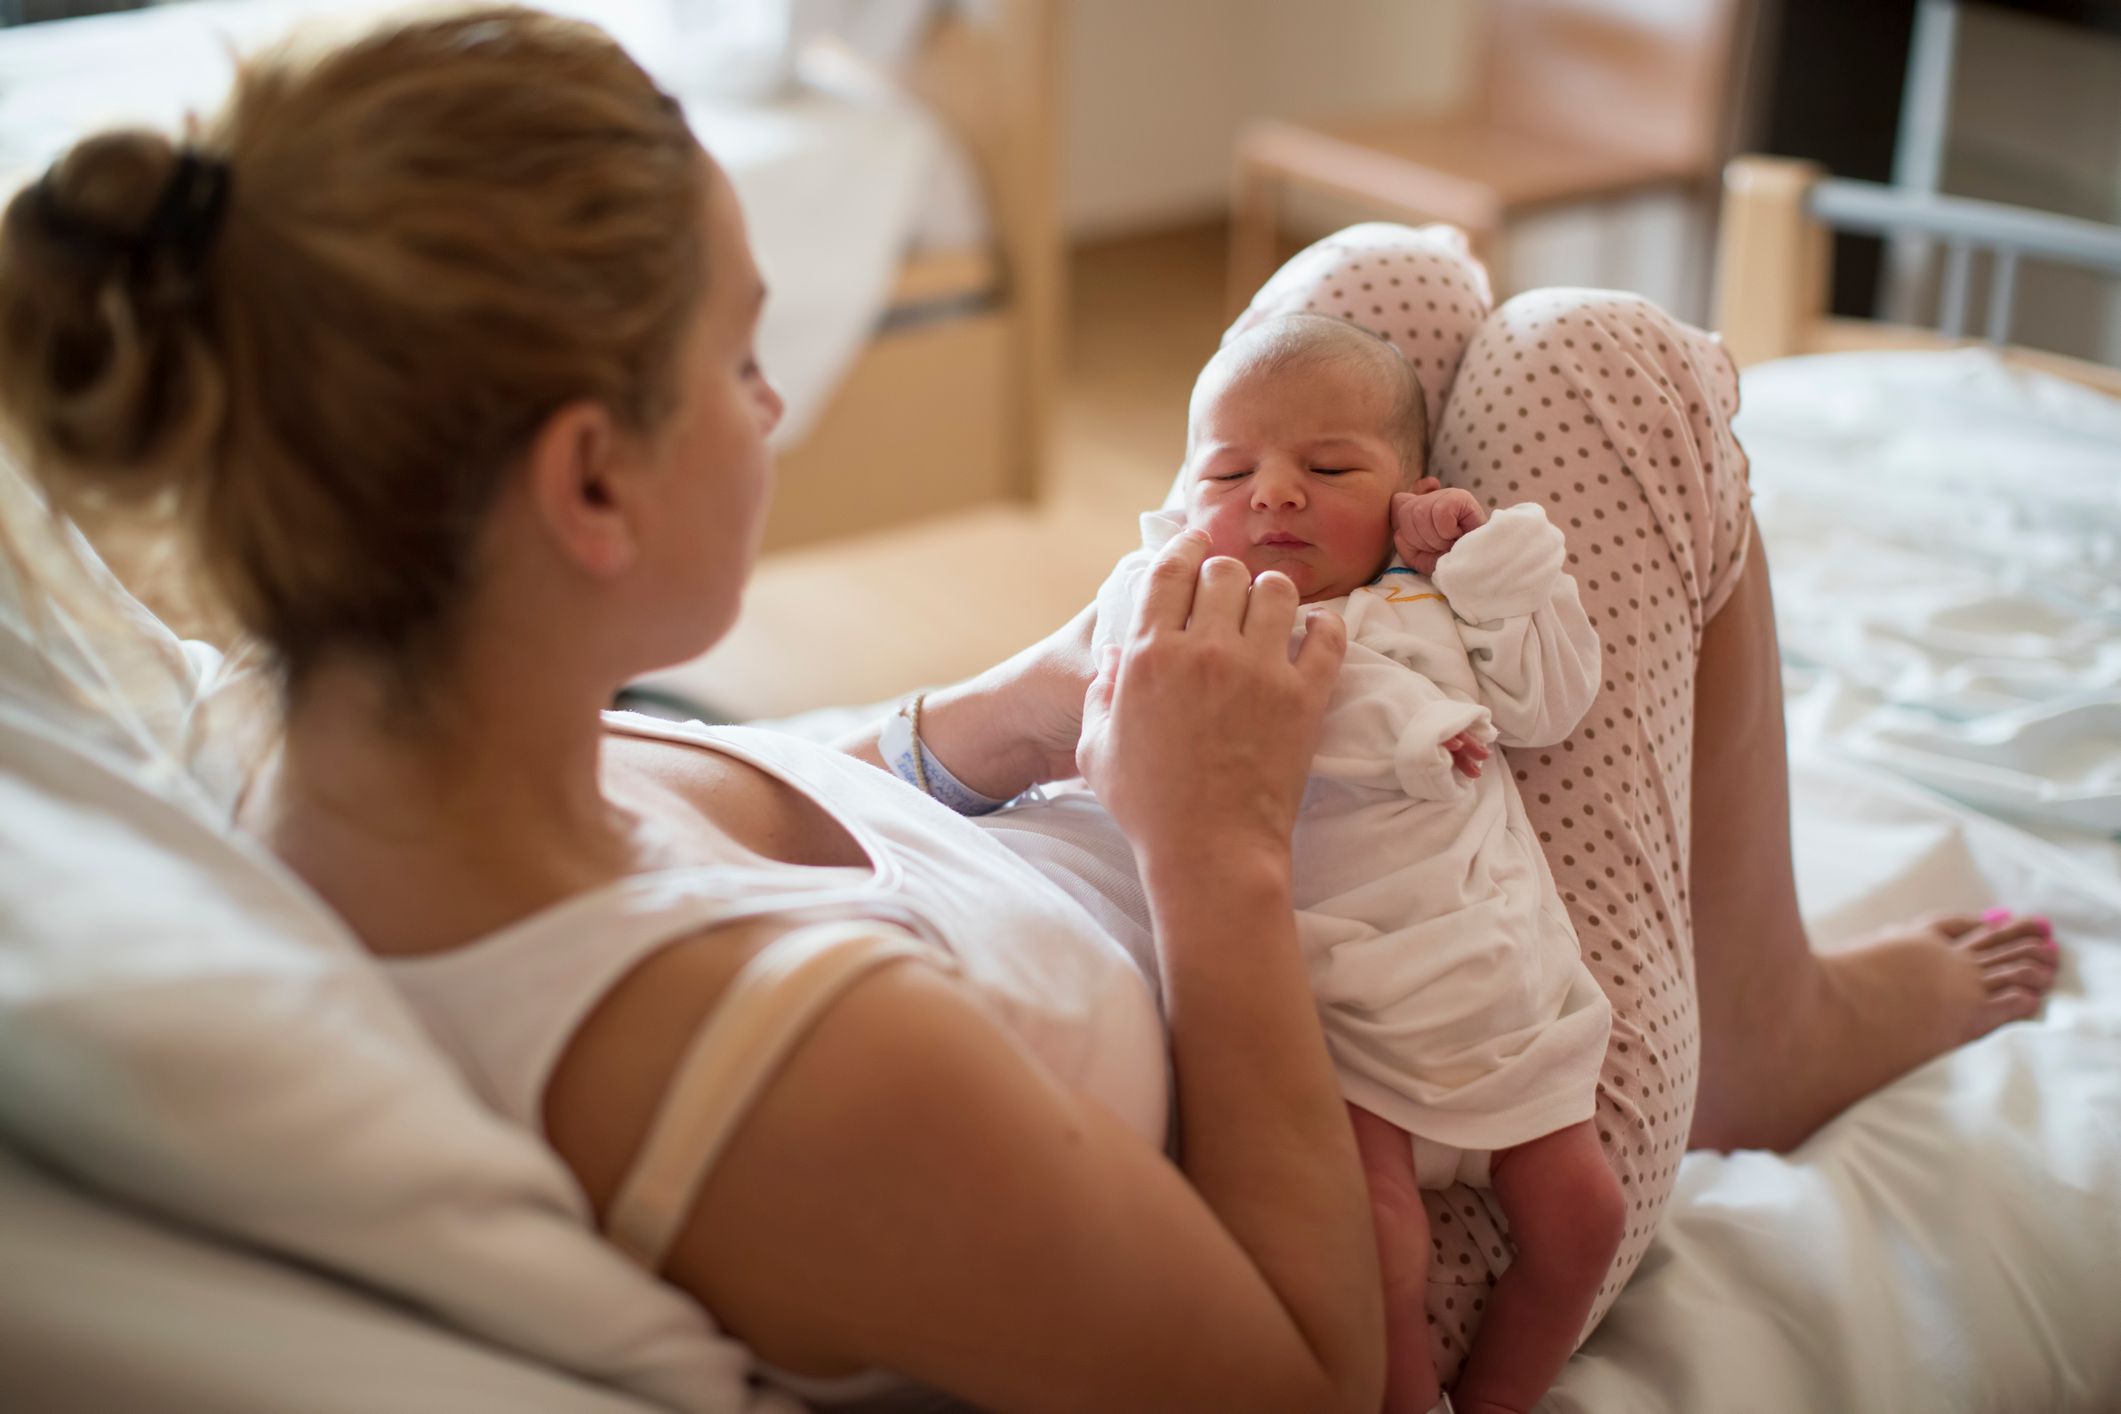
top-left (1982, 907), bottom-right (2010, 925)
top-left (2031, 915), bottom-right (2052, 937)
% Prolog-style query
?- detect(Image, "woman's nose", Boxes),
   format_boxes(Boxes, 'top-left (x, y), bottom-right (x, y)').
top-left (757, 375), bottom-right (786, 435)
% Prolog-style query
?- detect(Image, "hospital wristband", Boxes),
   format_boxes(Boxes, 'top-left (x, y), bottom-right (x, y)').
top-left (882, 693), bottom-right (1010, 816)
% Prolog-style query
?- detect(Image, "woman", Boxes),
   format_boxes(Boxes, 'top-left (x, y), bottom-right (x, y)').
top-left (0, 10), bottom-right (2058, 1411)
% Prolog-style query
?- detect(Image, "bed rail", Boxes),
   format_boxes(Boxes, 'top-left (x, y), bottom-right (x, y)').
top-left (1715, 155), bottom-right (2121, 399)
top-left (1810, 177), bottom-right (2121, 344)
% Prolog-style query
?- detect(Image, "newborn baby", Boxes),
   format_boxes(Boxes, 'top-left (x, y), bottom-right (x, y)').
top-left (1090, 312), bottom-right (1621, 1414)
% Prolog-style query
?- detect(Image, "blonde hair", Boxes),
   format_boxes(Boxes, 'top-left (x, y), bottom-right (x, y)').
top-left (0, 7), bottom-right (708, 694)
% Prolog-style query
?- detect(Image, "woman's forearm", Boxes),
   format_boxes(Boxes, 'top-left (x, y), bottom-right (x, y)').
top-left (838, 608), bottom-right (1094, 800)
top-left (836, 668), bottom-right (1042, 800)
top-left (1143, 842), bottom-right (1385, 1414)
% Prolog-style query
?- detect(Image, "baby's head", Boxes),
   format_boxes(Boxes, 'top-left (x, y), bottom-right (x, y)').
top-left (1181, 312), bottom-right (1427, 602)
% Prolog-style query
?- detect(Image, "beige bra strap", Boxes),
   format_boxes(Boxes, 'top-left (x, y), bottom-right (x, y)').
top-left (603, 919), bottom-right (940, 1272)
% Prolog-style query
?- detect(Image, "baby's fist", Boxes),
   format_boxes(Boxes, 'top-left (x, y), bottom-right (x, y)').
top-left (1391, 477), bottom-right (1487, 574)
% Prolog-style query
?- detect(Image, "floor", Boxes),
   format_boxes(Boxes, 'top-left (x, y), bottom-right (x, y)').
top-left (644, 223), bottom-right (1235, 721)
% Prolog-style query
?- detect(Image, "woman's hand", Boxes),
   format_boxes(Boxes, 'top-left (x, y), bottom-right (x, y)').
top-left (1392, 476), bottom-right (1487, 575)
top-left (999, 601), bottom-right (1100, 786)
top-left (1075, 529), bottom-right (1346, 877)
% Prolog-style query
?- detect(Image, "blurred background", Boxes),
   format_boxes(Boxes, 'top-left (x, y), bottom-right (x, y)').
top-left (4, 0), bottom-right (2117, 719)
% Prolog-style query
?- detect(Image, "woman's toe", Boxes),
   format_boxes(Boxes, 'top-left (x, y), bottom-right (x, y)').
top-left (1980, 958), bottom-right (2054, 996)
top-left (1990, 985), bottom-right (2044, 1022)
top-left (1971, 936), bottom-right (2053, 970)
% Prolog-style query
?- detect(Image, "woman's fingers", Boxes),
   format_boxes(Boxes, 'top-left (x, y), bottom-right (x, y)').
top-left (1073, 644), bottom-right (1121, 782)
top-left (1191, 554), bottom-right (1253, 634)
top-left (1135, 528), bottom-right (1211, 635)
top-left (1292, 607), bottom-right (1347, 695)
top-left (1243, 569), bottom-right (1301, 644)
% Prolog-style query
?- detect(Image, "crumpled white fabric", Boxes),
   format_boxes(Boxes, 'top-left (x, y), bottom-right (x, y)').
top-left (1549, 745), bottom-right (2121, 1413)
top-left (1738, 350), bottom-right (2121, 835)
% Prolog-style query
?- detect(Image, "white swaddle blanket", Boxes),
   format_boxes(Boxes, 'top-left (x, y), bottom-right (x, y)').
top-left (1088, 504), bottom-right (1610, 1161)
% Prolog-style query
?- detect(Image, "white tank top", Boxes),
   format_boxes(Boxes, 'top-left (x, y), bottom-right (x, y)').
top-left (382, 714), bottom-right (1169, 1148)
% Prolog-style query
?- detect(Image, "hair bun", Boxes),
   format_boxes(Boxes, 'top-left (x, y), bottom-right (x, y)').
top-left (0, 131), bottom-right (229, 504)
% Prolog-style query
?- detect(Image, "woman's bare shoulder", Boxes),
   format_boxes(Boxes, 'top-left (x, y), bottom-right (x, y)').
top-left (538, 912), bottom-right (887, 1218)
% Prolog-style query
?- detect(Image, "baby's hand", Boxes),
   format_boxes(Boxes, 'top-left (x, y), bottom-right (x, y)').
top-left (1444, 731), bottom-right (1489, 779)
top-left (1391, 477), bottom-right (1487, 575)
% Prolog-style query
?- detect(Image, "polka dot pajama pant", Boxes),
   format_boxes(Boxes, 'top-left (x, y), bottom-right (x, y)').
top-left (1231, 223), bottom-right (1754, 1378)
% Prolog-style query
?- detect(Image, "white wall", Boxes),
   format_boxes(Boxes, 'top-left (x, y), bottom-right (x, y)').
top-left (1063, 0), bottom-right (1477, 239)
top-left (1060, 0), bottom-right (1709, 321)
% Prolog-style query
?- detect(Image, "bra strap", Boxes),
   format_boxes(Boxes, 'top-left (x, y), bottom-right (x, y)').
top-left (603, 920), bottom-right (942, 1271)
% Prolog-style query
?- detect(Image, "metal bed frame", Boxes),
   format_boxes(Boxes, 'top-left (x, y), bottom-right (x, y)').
top-left (1714, 154), bottom-right (2121, 398)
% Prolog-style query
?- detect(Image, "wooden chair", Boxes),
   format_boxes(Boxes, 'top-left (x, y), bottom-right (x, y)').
top-left (1228, 0), bottom-right (1753, 313)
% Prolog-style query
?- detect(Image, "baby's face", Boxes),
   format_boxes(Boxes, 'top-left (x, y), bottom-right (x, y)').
top-left (1183, 358), bottom-right (1406, 603)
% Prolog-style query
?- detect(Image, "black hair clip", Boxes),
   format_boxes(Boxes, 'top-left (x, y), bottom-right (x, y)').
top-left (29, 150), bottom-right (232, 277)
top-left (140, 152), bottom-right (233, 273)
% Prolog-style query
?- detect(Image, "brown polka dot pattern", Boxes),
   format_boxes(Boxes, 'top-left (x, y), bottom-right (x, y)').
top-left (1225, 222), bottom-right (1494, 434)
top-left (1234, 232), bottom-right (1753, 1382)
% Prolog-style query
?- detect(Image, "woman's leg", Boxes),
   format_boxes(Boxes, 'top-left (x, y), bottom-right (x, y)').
top-left (1423, 285), bottom-right (2057, 1373)
top-left (1420, 288), bottom-right (1739, 1370)
top-left (1686, 522), bottom-right (2057, 1151)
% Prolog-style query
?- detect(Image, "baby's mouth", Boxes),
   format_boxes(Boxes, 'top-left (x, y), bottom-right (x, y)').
top-left (1256, 532), bottom-right (1310, 549)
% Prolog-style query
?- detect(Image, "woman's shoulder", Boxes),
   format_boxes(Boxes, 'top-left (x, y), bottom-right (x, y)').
top-left (540, 911), bottom-right (945, 1222)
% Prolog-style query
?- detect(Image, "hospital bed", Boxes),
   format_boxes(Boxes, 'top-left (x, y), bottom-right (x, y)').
top-left (3, 145), bottom-right (2119, 1411)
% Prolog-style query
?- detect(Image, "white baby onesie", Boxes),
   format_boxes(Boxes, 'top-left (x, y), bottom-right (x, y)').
top-left (1092, 503), bottom-right (1612, 1185)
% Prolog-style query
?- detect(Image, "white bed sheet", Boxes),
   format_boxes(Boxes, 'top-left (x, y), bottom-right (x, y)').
top-left (1543, 350), bottom-right (2121, 1411)
top-left (0, 0), bottom-right (988, 449)
top-left (1736, 350), bottom-right (2121, 837)
top-left (1550, 748), bottom-right (2121, 1412)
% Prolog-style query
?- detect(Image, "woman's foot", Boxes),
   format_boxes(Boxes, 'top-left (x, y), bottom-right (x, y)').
top-left (1693, 910), bottom-right (2059, 1153)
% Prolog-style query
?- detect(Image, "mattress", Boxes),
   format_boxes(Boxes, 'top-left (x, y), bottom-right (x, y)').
top-left (0, 0), bottom-right (992, 448)
top-left (1545, 349), bottom-right (2121, 1412)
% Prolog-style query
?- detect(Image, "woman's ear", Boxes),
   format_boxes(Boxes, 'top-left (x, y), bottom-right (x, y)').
top-left (523, 400), bottom-right (641, 578)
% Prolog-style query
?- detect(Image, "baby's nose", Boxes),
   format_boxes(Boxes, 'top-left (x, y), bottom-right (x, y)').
top-left (1252, 468), bottom-right (1306, 508)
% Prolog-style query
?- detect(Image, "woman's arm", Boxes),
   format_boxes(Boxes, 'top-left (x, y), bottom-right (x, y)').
top-left (617, 937), bottom-right (1381, 1414)
top-left (551, 536), bottom-right (1380, 1412)
top-left (837, 602), bottom-right (1097, 800)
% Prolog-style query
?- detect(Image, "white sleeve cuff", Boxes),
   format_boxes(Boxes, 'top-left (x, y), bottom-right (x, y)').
top-left (1429, 502), bottom-right (1567, 624)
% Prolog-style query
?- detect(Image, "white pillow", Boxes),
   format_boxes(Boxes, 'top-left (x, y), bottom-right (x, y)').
top-left (0, 455), bottom-right (793, 1409)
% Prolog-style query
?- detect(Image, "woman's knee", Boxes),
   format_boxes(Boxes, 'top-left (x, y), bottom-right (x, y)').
top-left (1444, 286), bottom-right (1752, 626)
top-left (1229, 222), bottom-right (1496, 427)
